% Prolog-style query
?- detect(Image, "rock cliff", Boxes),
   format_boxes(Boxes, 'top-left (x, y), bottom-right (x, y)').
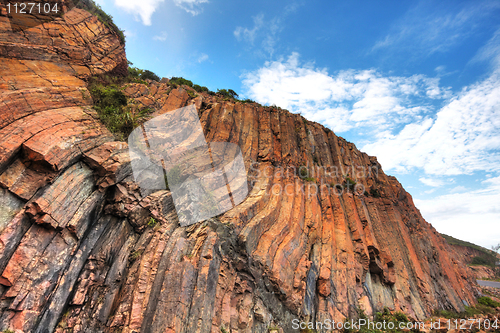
top-left (0, 4), bottom-right (480, 333)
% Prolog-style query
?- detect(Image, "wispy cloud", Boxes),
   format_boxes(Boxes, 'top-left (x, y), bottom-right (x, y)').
top-left (419, 177), bottom-right (445, 187)
top-left (234, 14), bottom-right (264, 44)
top-left (471, 27), bottom-right (500, 67)
top-left (372, 1), bottom-right (499, 59)
top-left (197, 53), bottom-right (209, 63)
top-left (173, 0), bottom-right (209, 16)
top-left (234, 3), bottom-right (300, 58)
top-left (153, 31), bottom-right (168, 41)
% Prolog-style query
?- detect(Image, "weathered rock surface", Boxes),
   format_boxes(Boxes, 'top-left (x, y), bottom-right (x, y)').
top-left (0, 4), bottom-right (481, 333)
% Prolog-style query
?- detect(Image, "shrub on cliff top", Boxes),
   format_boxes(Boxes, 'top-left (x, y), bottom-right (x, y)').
top-left (140, 70), bottom-right (160, 82)
top-left (441, 234), bottom-right (498, 267)
top-left (193, 84), bottom-right (209, 93)
top-left (128, 67), bottom-right (160, 82)
top-left (170, 77), bottom-right (194, 88)
top-left (471, 254), bottom-right (497, 267)
top-left (217, 89), bottom-right (239, 99)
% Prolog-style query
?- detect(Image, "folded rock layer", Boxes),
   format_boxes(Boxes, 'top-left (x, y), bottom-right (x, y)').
top-left (0, 5), bottom-right (478, 333)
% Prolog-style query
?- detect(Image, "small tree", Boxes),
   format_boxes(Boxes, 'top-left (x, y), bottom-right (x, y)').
top-left (141, 70), bottom-right (160, 82)
top-left (217, 89), bottom-right (239, 99)
top-left (227, 89), bottom-right (239, 99)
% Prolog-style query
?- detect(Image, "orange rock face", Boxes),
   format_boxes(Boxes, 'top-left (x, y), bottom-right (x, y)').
top-left (0, 4), bottom-right (480, 333)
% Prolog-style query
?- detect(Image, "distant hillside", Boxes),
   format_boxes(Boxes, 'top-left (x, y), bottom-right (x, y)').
top-left (441, 234), bottom-right (498, 267)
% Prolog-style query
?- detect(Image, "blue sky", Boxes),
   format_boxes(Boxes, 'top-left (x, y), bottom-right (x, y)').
top-left (94, 0), bottom-right (500, 249)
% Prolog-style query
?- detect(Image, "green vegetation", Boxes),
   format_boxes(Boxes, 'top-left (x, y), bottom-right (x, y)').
top-left (187, 90), bottom-right (198, 98)
top-left (86, 64), bottom-right (163, 140)
top-left (478, 296), bottom-right (500, 308)
top-left (220, 326), bottom-right (229, 333)
top-left (57, 310), bottom-right (70, 329)
top-left (3, 329), bottom-right (15, 333)
top-left (73, 0), bottom-right (125, 44)
top-left (433, 296), bottom-right (500, 319)
top-left (167, 78), bottom-right (258, 105)
top-left (441, 233), bottom-right (494, 254)
top-left (169, 77), bottom-right (214, 96)
top-left (343, 176), bottom-right (357, 191)
top-left (299, 167), bottom-right (309, 179)
top-left (129, 250), bottom-right (142, 262)
top-left (128, 67), bottom-right (160, 81)
top-left (148, 217), bottom-right (157, 228)
top-left (344, 308), bottom-right (411, 333)
top-left (369, 188), bottom-right (381, 198)
top-left (267, 324), bottom-right (281, 331)
top-left (341, 299), bottom-right (500, 333)
top-left (217, 89), bottom-right (239, 99)
top-left (193, 84), bottom-right (209, 93)
top-left (441, 234), bottom-right (498, 267)
top-left (472, 256), bottom-right (495, 266)
top-left (170, 77), bottom-right (194, 87)
top-left (88, 80), bottom-right (153, 140)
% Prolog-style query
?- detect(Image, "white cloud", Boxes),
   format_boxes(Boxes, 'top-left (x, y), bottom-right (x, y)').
top-left (172, 0), bottom-right (209, 16)
top-left (153, 31), bottom-right (168, 41)
top-left (241, 52), bottom-right (450, 133)
top-left (415, 176), bottom-right (500, 248)
top-left (449, 185), bottom-right (467, 193)
top-left (113, 0), bottom-right (208, 25)
top-left (197, 53), bottom-right (209, 63)
top-left (234, 14), bottom-right (264, 44)
top-left (113, 0), bottom-right (165, 25)
top-left (419, 177), bottom-right (445, 187)
top-left (243, 49), bottom-right (500, 177)
top-left (363, 69), bottom-right (500, 175)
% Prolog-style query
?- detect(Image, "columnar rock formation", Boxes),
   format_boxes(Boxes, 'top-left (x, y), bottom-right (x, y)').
top-left (0, 5), bottom-right (479, 333)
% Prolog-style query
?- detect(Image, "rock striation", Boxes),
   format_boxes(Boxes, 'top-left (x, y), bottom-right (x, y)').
top-left (0, 4), bottom-right (480, 333)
